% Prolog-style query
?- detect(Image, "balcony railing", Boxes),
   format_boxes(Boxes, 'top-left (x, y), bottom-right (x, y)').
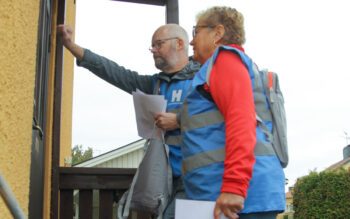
top-left (59, 167), bottom-right (151, 219)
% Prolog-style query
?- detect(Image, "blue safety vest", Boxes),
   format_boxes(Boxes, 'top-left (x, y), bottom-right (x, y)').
top-left (180, 46), bottom-right (285, 213)
top-left (157, 77), bottom-right (194, 177)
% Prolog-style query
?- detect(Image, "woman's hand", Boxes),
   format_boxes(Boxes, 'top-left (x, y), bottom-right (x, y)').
top-left (214, 192), bottom-right (244, 219)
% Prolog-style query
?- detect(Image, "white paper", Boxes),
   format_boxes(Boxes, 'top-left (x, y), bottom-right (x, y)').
top-left (175, 199), bottom-right (228, 219)
top-left (132, 89), bottom-right (167, 139)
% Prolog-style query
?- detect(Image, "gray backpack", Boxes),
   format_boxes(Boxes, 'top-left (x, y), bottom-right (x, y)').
top-left (205, 48), bottom-right (289, 168)
top-left (118, 79), bottom-right (172, 219)
top-left (117, 137), bottom-right (172, 219)
top-left (256, 68), bottom-right (289, 168)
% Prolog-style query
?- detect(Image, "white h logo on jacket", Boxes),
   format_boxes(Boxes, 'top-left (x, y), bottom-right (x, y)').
top-left (171, 89), bottom-right (182, 102)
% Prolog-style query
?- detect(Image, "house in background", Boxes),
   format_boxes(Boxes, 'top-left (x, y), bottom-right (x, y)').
top-left (73, 139), bottom-right (145, 219)
top-left (325, 144), bottom-right (350, 171)
top-left (277, 187), bottom-right (294, 219)
top-left (277, 144), bottom-right (350, 219)
top-left (75, 139), bottom-right (145, 168)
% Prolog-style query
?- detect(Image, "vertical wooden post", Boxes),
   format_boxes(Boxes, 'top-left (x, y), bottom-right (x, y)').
top-left (51, 0), bottom-right (65, 218)
top-left (165, 0), bottom-right (179, 24)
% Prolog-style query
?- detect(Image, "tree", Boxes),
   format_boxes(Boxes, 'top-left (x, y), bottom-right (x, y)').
top-left (293, 169), bottom-right (350, 218)
top-left (71, 144), bottom-right (93, 165)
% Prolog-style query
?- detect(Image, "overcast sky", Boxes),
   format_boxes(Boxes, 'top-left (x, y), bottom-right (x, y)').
top-left (71, 0), bottom-right (350, 188)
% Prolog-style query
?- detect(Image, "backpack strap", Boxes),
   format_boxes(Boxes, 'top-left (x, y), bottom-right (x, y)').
top-left (117, 124), bottom-right (171, 219)
top-left (266, 71), bottom-right (274, 103)
top-left (153, 79), bottom-right (161, 95)
top-left (259, 70), bottom-right (289, 167)
top-left (157, 133), bottom-right (173, 219)
top-left (153, 78), bottom-right (173, 218)
top-left (117, 164), bottom-right (141, 219)
top-left (256, 115), bottom-right (273, 143)
top-left (256, 70), bottom-right (274, 143)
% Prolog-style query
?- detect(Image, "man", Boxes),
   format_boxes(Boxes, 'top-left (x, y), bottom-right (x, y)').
top-left (57, 24), bottom-right (200, 218)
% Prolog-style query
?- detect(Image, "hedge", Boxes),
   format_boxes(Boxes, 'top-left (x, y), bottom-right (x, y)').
top-left (293, 169), bottom-right (350, 218)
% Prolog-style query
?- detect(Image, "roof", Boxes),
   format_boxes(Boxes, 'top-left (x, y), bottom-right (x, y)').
top-left (325, 156), bottom-right (350, 171)
top-left (111, 0), bottom-right (165, 6)
top-left (74, 139), bottom-right (146, 167)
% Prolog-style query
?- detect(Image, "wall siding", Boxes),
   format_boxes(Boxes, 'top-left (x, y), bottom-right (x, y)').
top-left (96, 148), bottom-right (144, 168)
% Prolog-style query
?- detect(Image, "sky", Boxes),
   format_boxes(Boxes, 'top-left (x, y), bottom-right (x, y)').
top-left (71, 0), bottom-right (350, 188)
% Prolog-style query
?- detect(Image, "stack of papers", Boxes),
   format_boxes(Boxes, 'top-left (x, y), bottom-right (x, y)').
top-left (175, 199), bottom-right (228, 219)
top-left (132, 89), bottom-right (167, 139)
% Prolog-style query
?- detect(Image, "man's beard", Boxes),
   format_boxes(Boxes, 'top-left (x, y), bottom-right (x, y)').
top-left (154, 56), bottom-right (168, 70)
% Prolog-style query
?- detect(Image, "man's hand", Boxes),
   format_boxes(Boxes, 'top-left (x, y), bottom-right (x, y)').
top-left (57, 24), bottom-right (74, 48)
top-left (57, 24), bottom-right (84, 60)
top-left (214, 193), bottom-right (244, 219)
top-left (154, 112), bottom-right (179, 131)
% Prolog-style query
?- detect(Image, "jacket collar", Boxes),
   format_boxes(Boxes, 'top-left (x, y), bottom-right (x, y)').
top-left (157, 59), bottom-right (200, 82)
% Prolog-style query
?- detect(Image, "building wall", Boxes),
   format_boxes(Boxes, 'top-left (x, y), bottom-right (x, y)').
top-left (0, 1), bottom-right (76, 218)
top-left (0, 1), bottom-right (41, 218)
top-left (277, 196), bottom-right (294, 219)
top-left (96, 148), bottom-right (144, 168)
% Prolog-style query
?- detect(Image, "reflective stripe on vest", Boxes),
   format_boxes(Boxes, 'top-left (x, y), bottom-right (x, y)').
top-left (181, 103), bottom-right (224, 132)
top-left (165, 135), bottom-right (182, 147)
top-left (181, 141), bottom-right (275, 175)
top-left (182, 148), bottom-right (225, 175)
top-left (165, 108), bottom-right (182, 147)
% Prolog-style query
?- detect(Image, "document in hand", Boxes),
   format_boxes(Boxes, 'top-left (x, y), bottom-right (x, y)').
top-left (175, 199), bottom-right (228, 219)
top-left (132, 89), bottom-right (167, 139)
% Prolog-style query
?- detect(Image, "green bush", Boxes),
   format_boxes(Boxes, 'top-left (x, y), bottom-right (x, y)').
top-left (293, 169), bottom-right (350, 218)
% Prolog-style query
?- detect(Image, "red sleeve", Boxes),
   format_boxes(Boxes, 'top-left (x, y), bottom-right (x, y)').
top-left (208, 50), bottom-right (256, 198)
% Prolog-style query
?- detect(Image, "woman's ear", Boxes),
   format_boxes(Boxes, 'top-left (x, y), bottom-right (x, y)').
top-left (214, 24), bottom-right (225, 43)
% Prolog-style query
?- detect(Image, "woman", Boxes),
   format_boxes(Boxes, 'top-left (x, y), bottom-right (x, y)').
top-left (156, 6), bottom-right (285, 219)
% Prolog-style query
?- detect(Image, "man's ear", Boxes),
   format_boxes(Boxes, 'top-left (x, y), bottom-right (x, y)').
top-left (177, 38), bottom-right (184, 50)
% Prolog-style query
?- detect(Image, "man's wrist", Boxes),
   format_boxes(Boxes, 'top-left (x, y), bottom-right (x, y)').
top-left (176, 112), bottom-right (181, 126)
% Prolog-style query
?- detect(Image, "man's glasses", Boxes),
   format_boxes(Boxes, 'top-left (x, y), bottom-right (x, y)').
top-left (149, 37), bottom-right (178, 51)
top-left (192, 25), bottom-right (215, 38)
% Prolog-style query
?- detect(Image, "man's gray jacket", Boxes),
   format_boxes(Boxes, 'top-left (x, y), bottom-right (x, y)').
top-left (77, 49), bottom-right (200, 95)
top-left (77, 48), bottom-right (200, 178)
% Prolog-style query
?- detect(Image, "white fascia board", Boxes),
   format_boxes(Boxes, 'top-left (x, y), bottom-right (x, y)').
top-left (75, 139), bottom-right (146, 167)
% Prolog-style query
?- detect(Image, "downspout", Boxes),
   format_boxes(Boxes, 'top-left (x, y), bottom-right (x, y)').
top-left (0, 173), bottom-right (26, 219)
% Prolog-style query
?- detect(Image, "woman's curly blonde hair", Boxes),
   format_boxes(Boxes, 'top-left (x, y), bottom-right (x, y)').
top-left (196, 6), bottom-right (246, 45)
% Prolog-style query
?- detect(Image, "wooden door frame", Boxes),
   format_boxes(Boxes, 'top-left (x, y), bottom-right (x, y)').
top-left (50, 0), bottom-right (178, 218)
top-left (50, 0), bottom-right (65, 218)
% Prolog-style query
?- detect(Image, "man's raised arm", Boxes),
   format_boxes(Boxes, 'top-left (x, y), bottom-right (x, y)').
top-left (57, 24), bottom-right (84, 61)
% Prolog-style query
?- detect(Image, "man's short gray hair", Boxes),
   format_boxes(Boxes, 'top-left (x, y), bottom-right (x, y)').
top-left (164, 24), bottom-right (189, 53)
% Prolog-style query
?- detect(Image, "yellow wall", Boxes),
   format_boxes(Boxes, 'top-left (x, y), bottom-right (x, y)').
top-left (0, 1), bottom-right (41, 218)
top-left (0, 0), bottom-right (76, 218)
